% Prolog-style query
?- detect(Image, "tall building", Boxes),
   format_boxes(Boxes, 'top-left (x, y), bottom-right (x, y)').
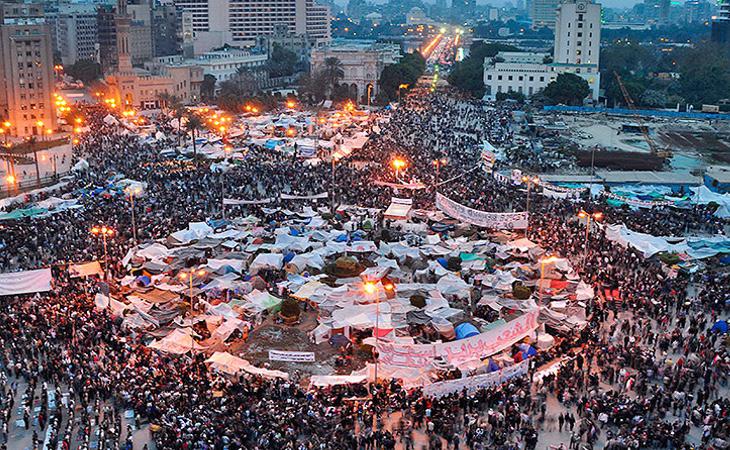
top-left (484, 0), bottom-right (601, 101)
top-left (0, 2), bottom-right (58, 137)
top-left (54, 4), bottom-right (99, 66)
top-left (712, 0), bottom-right (730, 44)
top-left (152, 3), bottom-right (182, 57)
top-left (128, 0), bottom-right (153, 64)
top-left (106, 0), bottom-right (205, 109)
top-left (174, 0), bottom-right (331, 53)
top-left (530, 0), bottom-right (560, 28)
top-left (97, 4), bottom-right (118, 72)
top-left (452, 0), bottom-right (475, 17)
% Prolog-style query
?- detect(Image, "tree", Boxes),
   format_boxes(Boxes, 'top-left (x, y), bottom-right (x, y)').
top-left (496, 90), bottom-right (526, 102)
top-left (184, 113), bottom-right (203, 159)
top-left (447, 41), bottom-right (521, 98)
top-left (298, 71), bottom-right (327, 103)
top-left (377, 51), bottom-right (426, 101)
top-left (543, 73), bottom-right (590, 106)
top-left (65, 59), bottom-right (101, 84)
top-left (157, 92), bottom-right (181, 112)
top-left (267, 44), bottom-right (299, 78)
top-left (217, 81), bottom-right (244, 112)
top-left (173, 105), bottom-right (186, 147)
top-left (677, 44), bottom-right (730, 105)
top-left (640, 89), bottom-right (668, 108)
top-left (322, 57), bottom-right (345, 97)
top-left (201, 74), bottom-right (217, 102)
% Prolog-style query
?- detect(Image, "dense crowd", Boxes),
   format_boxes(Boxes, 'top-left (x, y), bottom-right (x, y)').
top-left (0, 86), bottom-right (728, 450)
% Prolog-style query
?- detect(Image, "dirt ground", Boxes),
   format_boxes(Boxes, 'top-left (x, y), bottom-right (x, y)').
top-left (231, 308), bottom-right (367, 379)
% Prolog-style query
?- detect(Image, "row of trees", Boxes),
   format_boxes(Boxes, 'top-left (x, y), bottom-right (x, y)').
top-left (600, 41), bottom-right (730, 108)
top-left (447, 41), bottom-right (522, 98)
top-left (378, 52), bottom-right (426, 102)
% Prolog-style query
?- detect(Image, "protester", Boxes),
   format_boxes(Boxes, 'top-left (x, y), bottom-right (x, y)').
top-left (0, 86), bottom-right (727, 450)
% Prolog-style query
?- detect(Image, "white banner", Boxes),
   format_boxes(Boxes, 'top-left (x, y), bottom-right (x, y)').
top-left (280, 192), bottom-right (328, 200)
top-left (268, 350), bottom-right (316, 362)
top-left (223, 198), bottom-right (273, 205)
top-left (423, 360), bottom-right (529, 398)
top-left (0, 268), bottom-right (53, 296)
top-left (435, 193), bottom-right (528, 230)
top-left (377, 310), bottom-right (539, 368)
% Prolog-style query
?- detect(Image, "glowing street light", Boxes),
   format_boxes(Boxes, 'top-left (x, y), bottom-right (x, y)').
top-left (522, 175), bottom-right (539, 237)
top-left (286, 99), bottom-right (297, 109)
top-left (577, 210), bottom-right (603, 267)
top-left (90, 225), bottom-right (115, 280)
top-left (432, 157), bottom-right (448, 185)
top-left (391, 157), bottom-right (407, 179)
top-left (179, 268), bottom-right (207, 311)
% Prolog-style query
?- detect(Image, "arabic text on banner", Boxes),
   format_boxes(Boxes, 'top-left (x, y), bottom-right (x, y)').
top-left (268, 350), bottom-right (316, 362)
top-left (435, 193), bottom-right (528, 230)
top-left (422, 360), bottom-right (529, 398)
top-left (377, 310), bottom-right (539, 368)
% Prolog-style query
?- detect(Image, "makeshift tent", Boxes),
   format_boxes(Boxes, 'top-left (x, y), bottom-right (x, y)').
top-left (711, 320), bottom-right (728, 334)
top-left (69, 261), bottom-right (103, 278)
top-left (205, 352), bottom-right (289, 379)
top-left (384, 197), bottom-right (413, 220)
top-left (148, 329), bottom-right (207, 354)
top-left (455, 323), bottom-right (480, 340)
top-left (0, 268), bottom-right (53, 296)
top-left (249, 253), bottom-right (284, 273)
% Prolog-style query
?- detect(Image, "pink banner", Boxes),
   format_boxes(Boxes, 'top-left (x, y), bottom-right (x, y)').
top-left (377, 310), bottom-right (539, 368)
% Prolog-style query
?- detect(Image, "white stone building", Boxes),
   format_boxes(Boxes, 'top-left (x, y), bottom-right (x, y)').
top-left (484, 0), bottom-right (601, 101)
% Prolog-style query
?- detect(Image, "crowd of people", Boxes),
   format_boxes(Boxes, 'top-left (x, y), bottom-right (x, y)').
top-left (0, 86), bottom-right (728, 450)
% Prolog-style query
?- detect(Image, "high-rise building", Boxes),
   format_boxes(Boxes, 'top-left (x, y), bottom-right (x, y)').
top-left (97, 4), bottom-right (118, 72)
top-left (152, 4), bottom-right (181, 57)
top-left (530, 0), bottom-right (560, 28)
top-left (128, 0), bottom-right (153, 64)
top-left (0, 2), bottom-right (58, 137)
top-left (711, 0), bottom-right (730, 44)
top-left (54, 4), bottom-right (99, 66)
top-left (552, 0), bottom-right (601, 97)
top-left (174, 0), bottom-right (331, 53)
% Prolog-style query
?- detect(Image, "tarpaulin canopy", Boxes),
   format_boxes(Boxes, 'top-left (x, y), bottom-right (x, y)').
top-left (69, 261), bottom-right (103, 278)
top-left (384, 197), bottom-right (413, 220)
top-left (0, 268), bottom-right (53, 296)
top-left (206, 352), bottom-right (289, 379)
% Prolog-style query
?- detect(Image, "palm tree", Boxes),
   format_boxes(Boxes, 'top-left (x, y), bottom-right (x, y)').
top-left (322, 57), bottom-right (345, 97)
top-left (173, 105), bottom-right (186, 148)
top-left (157, 92), bottom-right (179, 113)
top-left (29, 136), bottom-right (40, 188)
top-left (184, 113), bottom-right (203, 160)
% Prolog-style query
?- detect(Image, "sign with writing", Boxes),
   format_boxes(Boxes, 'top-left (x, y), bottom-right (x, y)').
top-left (435, 193), bottom-right (528, 230)
top-left (268, 350), bottom-right (316, 362)
top-left (423, 360), bottom-right (529, 398)
top-left (377, 310), bottom-right (539, 368)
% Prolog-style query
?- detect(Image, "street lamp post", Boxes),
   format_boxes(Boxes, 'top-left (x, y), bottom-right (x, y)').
top-left (179, 269), bottom-right (206, 313)
top-left (577, 210), bottom-right (603, 268)
top-left (433, 157), bottom-right (447, 186)
top-left (126, 186), bottom-right (142, 244)
top-left (90, 225), bottom-right (115, 280)
top-left (391, 157), bottom-right (407, 182)
top-left (364, 281), bottom-right (380, 435)
top-left (522, 175), bottom-right (539, 237)
top-left (538, 255), bottom-right (558, 306)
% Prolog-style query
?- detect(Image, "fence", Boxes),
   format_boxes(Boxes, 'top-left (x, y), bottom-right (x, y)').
top-left (542, 105), bottom-right (730, 120)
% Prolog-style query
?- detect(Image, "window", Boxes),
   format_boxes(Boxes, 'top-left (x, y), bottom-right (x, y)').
top-left (539, 76), bottom-right (544, 82)
top-left (518, 76), bottom-right (523, 81)
top-left (529, 76), bottom-right (534, 81)
top-left (577, 32), bottom-right (582, 37)
top-left (578, 22), bottom-right (583, 28)
top-left (508, 75), bottom-right (513, 81)
top-left (487, 74), bottom-right (492, 80)
top-left (497, 75), bottom-right (502, 80)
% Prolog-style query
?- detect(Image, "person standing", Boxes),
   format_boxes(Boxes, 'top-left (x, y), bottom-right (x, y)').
top-left (558, 413), bottom-right (565, 432)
